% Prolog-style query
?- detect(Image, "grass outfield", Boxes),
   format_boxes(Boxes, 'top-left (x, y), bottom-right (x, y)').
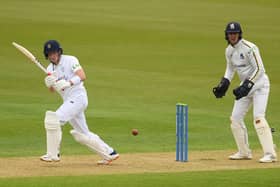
top-left (0, 0), bottom-right (280, 186)
top-left (1, 168), bottom-right (280, 187)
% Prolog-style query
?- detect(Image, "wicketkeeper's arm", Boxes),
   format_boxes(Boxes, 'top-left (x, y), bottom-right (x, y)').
top-left (247, 46), bottom-right (264, 83)
top-left (224, 53), bottom-right (235, 81)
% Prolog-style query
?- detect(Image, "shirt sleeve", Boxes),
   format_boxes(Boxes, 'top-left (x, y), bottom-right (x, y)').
top-left (247, 46), bottom-right (264, 83)
top-left (70, 56), bottom-right (82, 73)
top-left (46, 64), bottom-right (54, 74)
top-left (224, 49), bottom-right (235, 81)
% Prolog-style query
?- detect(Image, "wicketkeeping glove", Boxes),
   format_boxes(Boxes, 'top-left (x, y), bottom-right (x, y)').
top-left (213, 77), bottom-right (230, 98)
top-left (233, 79), bottom-right (254, 100)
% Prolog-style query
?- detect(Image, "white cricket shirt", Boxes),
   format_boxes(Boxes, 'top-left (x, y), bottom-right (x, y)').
top-left (46, 55), bottom-right (86, 100)
top-left (224, 39), bottom-right (266, 83)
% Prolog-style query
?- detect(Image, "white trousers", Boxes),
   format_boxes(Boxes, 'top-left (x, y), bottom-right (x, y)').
top-left (231, 81), bottom-right (269, 121)
top-left (55, 93), bottom-right (114, 155)
top-left (230, 76), bottom-right (276, 156)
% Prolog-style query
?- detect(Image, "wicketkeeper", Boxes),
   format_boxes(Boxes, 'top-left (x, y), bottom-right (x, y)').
top-left (213, 22), bottom-right (277, 163)
top-left (41, 40), bottom-right (119, 165)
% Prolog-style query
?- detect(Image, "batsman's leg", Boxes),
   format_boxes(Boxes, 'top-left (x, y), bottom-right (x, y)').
top-left (40, 111), bottom-right (62, 162)
top-left (40, 96), bottom-right (84, 162)
top-left (69, 112), bottom-right (119, 165)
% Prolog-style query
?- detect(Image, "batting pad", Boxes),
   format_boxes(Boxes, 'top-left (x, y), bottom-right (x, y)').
top-left (230, 120), bottom-right (250, 155)
top-left (254, 117), bottom-right (276, 155)
top-left (70, 130), bottom-right (111, 160)
top-left (44, 111), bottom-right (61, 159)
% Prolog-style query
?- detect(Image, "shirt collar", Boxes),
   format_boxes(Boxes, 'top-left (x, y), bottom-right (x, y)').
top-left (233, 39), bottom-right (243, 48)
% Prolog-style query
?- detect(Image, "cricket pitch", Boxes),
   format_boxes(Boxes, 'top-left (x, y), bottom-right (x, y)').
top-left (1, 150), bottom-right (280, 178)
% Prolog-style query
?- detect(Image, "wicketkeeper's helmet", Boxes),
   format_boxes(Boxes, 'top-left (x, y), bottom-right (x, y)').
top-left (225, 22), bottom-right (242, 41)
top-left (43, 40), bottom-right (63, 59)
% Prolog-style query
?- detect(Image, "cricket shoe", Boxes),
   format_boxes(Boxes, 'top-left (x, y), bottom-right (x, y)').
top-left (40, 154), bottom-right (60, 162)
top-left (97, 150), bottom-right (119, 165)
top-left (229, 151), bottom-right (252, 160)
top-left (259, 153), bottom-right (277, 163)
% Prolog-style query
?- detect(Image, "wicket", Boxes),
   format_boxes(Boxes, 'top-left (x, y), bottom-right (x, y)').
top-left (176, 103), bottom-right (188, 162)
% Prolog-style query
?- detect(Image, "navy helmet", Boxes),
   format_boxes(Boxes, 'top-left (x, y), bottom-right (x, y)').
top-left (225, 22), bottom-right (242, 41)
top-left (43, 40), bottom-right (63, 59)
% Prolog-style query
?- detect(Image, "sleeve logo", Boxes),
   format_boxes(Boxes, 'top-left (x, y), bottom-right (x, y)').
top-left (72, 63), bottom-right (81, 71)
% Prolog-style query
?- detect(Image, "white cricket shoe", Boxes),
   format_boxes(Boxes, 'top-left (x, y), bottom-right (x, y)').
top-left (259, 154), bottom-right (277, 163)
top-left (229, 152), bottom-right (252, 160)
top-left (97, 150), bottom-right (119, 165)
top-left (40, 154), bottom-right (60, 162)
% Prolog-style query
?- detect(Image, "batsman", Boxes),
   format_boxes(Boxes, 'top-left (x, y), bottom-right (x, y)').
top-left (41, 40), bottom-right (119, 165)
top-left (213, 22), bottom-right (277, 163)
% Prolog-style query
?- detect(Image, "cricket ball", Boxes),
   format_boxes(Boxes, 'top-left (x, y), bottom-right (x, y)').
top-left (132, 129), bottom-right (139, 136)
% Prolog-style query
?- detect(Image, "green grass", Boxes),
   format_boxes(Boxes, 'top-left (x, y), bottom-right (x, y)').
top-left (1, 168), bottom-right (280, 187)
top-left (1, 0), bottom-right (279, 157)
top-left (0, 0), bottom-right (280, 185)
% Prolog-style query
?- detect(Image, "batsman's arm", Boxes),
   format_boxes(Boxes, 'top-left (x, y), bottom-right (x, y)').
top-left (44, 72), bottom-right (57, 92)
top-left (70, 68), bottom-right (86, 86)
top-left (48, 68), bottom-right (86, 93)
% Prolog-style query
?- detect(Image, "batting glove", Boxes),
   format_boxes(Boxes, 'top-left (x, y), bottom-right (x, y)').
top-left (44, 74), bottom-right (57, 88)
top-left (53, 79), bottom-right (71, 92)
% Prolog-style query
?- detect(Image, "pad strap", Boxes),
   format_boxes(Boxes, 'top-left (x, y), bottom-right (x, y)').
top-left (44, 111), bottom-right (61, 129)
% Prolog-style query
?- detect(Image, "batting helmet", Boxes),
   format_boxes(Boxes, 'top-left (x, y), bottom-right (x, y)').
top-left (43, 40), bottom-right (63, 59)
top-left (225, 22), bottom-right (242, 41)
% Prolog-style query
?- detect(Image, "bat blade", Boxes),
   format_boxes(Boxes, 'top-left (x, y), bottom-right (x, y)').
top-left (12, 42), bottom-right (48, 74)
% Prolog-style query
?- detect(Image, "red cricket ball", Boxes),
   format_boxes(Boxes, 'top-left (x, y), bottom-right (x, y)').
top-left (132, 129), bottom-right (139, 136)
